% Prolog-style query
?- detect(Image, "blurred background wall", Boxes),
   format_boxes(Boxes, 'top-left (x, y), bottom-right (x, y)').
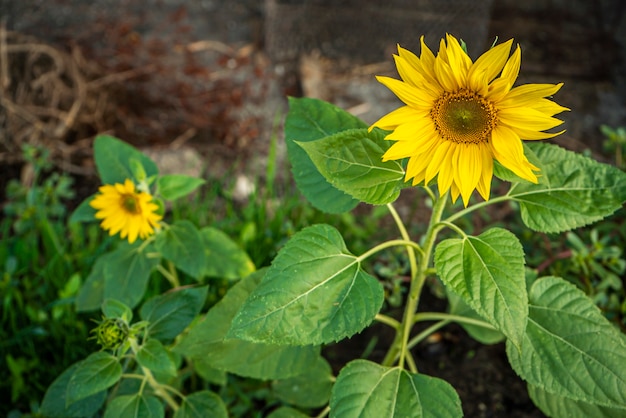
top-left (1, 0), bottom-right (625, 168)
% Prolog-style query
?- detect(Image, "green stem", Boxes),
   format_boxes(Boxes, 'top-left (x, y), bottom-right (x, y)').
top-left (382, 192), bottom-right (448, 369)
top-left (442, 194), bottom-right (510, 225)
top-left (357, 239), bottom-right (424, 262)
top-left (436, 221), bottom-right (467, 238)
top-left (130, 339), bottom-right (180, 412)
top-left (315, 406), bottom-right (331, 418)
top-left (157, 262), bottom-right (180, 288)
top-left (406, 320), bottom-right (449, 353)
top-left (374, 314), bottom-right (401, 330)
top-left (413, 312), bottom-right (495, 329)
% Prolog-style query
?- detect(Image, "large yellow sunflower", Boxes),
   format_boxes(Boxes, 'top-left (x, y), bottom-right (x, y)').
top-left (370, 34), bottom-right (568, 205)
top-left (90, 179), bottom-right (162, 244)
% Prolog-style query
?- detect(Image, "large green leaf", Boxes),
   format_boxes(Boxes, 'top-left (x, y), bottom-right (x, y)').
top-left (104, 244), bottom-right (162, 309)
top-left (102, 299), bottom-right (133, 322)
top-left (330, 360), bottom-right (462, 418)
top-left (509, 142), bottom-right (626, 233)
top-left (267, 407), bottom-right (310, 418)
top-left (528, 384), bottom-right (625, 418)
top-left (93, 135), bottom-right (158, 185)
top-left (435, 228), bottom-right (527, 348)
top-left (155, 220), bottom-right (206, 280)
top-left (285, 97), bottom-right (363, 213)
top-left (69, 194), bottom-right (97, 223)
top-left (506, 276), bottom-right (626, 409)
top-left (66, 352), bottom-right (122, 406)
top-left (174, 270), bottom-right (320, 380)
top-left (157, 174), bottom-right (205, 201)
top-left (193, 358), bottom-right (227, 385)
top-left (140, 286), bottom-right (208, 342)
top-left (227, 224), bottom-right (384, 346)
top-left (447, 291), bottom-right (504, 345)
top-left (103, 394), bottom-right (164, 418)
top-left (40, 363), bottom-right (106, 417)
top-left (272, 356), bottom-right (334, 408)
top-left (174, 391), bottom-right (227, 418)
top-left (75, 254), bottom-right (109, 312)
top-left (136, 339), bottom-right (177, 377)
top-left (201, 226), bottom-right (255, 280)
top-left (297, 128), bottom-right (404, 205)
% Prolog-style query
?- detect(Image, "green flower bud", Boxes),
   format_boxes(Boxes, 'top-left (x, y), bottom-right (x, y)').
top-left (91, 317), bottom-right (129, 350)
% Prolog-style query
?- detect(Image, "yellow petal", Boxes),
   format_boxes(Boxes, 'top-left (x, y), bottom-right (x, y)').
top-left (468, 39), bottom-right (513, 90)
top-left (425, 141), bottom-right (452, 185)
top-left (490, 125), bottom-right (538, 183)
top-left (499, 107), bottom-right (564, 132)
top-left (416, 36), bottom-right (437, 81)
top-left (382, 140), bottom-right (420, 161)
top-left (455, 144), bottom-right (483, 206)
top-left (509, 127), bottom-right (566, 140)
top-left (370, 106), bottom-right (422, 132)
top-left (434, 55), bottom-right (459, 91)
top-left (499, 45), bottom-right (521, 88)
top-left (527, 98), bottom-right (570, 116)
top-left (476, 143), bottom-right (493, 201)
top-left (393, 55), bottom-right (440, 98)
top-left (444, 34), bottom-right (471, 86)
top-left (406, 155), bottom-right (428, 185)
top-left (435, 143), bottom-right (456, 196)
top-left (375, 76), bottom-right (434, 109)
top-left (498, 83), bottom-right (564, 108)
top-left (384, 114), bottom-right (434, 141)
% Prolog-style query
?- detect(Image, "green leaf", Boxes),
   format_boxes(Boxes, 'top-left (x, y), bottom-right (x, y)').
top-left (40, 363), bottom-right (106, 417)
top-left (94, 135), bottom-right (158, 185)
top-left (272, 356), bottom-right (334, 408)
top-left (102, 299), bottom-right (133, 322)
top-left (104, 244), bottom-right (162, 309)
top-left (193, 358), bottom-right (227, 385)
top-left (136, 339), bottom-right (177, 376)
top-left (435, 228), bottom-right (527, 348)
top-left (506, 276), bottom-right (626, 408)
top-left (140, 286), bottom-right (208, 342)
top-left (76, 255), bottom-right (108, 312)
top-left (103, 394), bottom-right (164, 418)
top-left (157, 175), bottom-right (205, 201)
top-left (228, 224), bottom-right (384, 345)
top-left (267, 407), bottom-right (310, 418)
top-left (156, 220), bottom-right (206, 279)
top-left (174, 391), bottom-right (227, 418)
top-left (447, 291), bottom-right (504, 345)
top-left (528, 384), bottom-right (625, 418)
top-left (509, 142), bottom-right (626, 233)
top-left (330, 360), bottom-right (462, 418)
top-left (69, 195), bottom-right (97, 223)
top-left (66, 352), bottom-right (122, 406)
top-left (285, 97), bottom-right (363, 213)
top-left (174, 270), bottom-right (320, 380)
top-left (297, 128), bottom-right (404, 205)
top-left (201, 226), bottom-right (255, 280)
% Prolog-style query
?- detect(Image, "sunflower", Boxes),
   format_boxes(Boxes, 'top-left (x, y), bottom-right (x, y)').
top-left (370, 34), bottom-right (568, 205)
top-left (90, 179), bottom-right (162, 244)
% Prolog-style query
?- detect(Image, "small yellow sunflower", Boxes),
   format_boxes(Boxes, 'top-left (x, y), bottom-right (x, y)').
top-left (90, 179), bottom-right (162, 244)
top-left (370, 34), bottom-right (568, 205)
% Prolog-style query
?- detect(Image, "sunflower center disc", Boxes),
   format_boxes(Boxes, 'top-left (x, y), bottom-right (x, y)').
top-left (432, 90), bottom-right (497, 144)
top-left (121, 194), bottom-right (141, 214)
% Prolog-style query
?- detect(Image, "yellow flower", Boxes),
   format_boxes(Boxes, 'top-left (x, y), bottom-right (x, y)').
top-left (90, 179), bottom-right (162, 243)
top-left (370, 34), bottom-right (568, 205)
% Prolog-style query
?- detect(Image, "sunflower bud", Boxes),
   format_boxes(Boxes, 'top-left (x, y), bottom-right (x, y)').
top-left (91, 317), bottom-right (129, 350)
